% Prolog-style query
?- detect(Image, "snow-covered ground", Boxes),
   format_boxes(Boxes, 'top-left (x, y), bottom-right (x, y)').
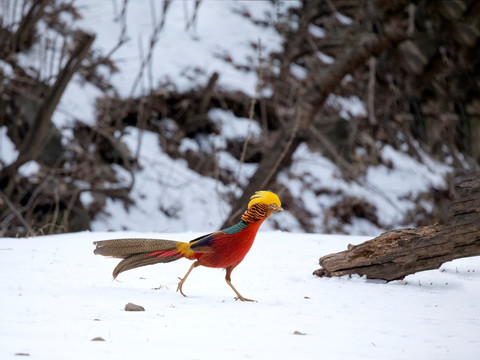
top-left (3, 3), bottom-right (477, 356)
top-left (1, 231), bottom-right (479, 360)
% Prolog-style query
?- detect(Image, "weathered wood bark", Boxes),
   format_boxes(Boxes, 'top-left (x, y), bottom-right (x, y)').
top-left (313, 179), bottom-right (480, 281)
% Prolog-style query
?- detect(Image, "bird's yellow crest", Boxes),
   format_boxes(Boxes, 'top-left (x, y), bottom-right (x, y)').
top-left (248, 191), bottom-right (281, 209)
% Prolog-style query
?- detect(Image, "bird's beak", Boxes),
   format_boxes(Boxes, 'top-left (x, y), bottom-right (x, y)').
top-left (278, 206), bottom-right (284, 212)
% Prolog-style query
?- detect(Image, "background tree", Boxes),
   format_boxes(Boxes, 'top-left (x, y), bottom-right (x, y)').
top-left (1, 0), bottom-right (479, 237)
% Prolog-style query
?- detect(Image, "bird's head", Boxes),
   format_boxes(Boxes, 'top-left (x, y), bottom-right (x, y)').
top-left (248, 190), bottom-right (283, 215)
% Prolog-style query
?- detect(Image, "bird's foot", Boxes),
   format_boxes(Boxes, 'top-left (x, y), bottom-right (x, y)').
top-left (176, 277), bottom-right (188, 297)
top-left (234, 296), bottom-right (257, 302)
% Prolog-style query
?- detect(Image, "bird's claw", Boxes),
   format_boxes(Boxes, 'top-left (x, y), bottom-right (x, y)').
top-left (234, 296), bottom-right (256, 302)
top-left (177, 277), bottom-right (188, 297)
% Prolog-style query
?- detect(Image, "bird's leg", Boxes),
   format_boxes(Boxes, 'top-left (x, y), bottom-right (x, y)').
top-left (226, 280), bottom-right (255, 302)
top-left (225, 266), bottom-right (256, 302)
top-left (177, 261), bottom-right (199, 297)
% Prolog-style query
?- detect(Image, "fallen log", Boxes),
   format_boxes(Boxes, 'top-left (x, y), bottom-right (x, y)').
top-left (313, 178), bottom-right (480, 281)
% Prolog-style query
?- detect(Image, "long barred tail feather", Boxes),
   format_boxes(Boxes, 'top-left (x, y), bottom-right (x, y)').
top-left (93, 238), bottom-right (184, 278)
top-left (93, 238), bottom-right (177, 258)
top-left (111, 251), bottom-right (184, 278)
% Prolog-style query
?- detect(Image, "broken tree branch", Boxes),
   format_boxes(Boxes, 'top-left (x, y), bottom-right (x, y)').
top-left (313, 178), bottom-right (480, 281)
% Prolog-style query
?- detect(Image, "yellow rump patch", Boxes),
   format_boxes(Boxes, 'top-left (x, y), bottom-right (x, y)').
top-left (176, 241), bottom-right (196, 259)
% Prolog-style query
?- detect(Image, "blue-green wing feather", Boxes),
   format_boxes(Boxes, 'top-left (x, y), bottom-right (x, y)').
top-left (221, 220), bottom-right (248, 234)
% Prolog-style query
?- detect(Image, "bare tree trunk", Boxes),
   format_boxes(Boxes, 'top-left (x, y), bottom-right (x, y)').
top-left (313, 178), bottom-right (480, 281)
top-left (222, 29), bottom-right (409, 227)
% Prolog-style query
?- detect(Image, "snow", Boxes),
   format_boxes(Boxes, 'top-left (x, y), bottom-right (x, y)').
top-left (2, 2), bottom-right (476, 357)
top-left (0, 126), bottom-right (18, 166)
top-left (335, 12), bottom-right (354, 25)
top-left (92, 127), bottom-right (231, 232)
top-left (37, 0), bottom-right (284, 128)
top-left (308, 24), bottom-right (326, 38)
top-left (2, 4), bottom-right (476, 357)
top-left (209, 109), bottom-right (262, 140)
top-left (290, 63), bottom-right (308, 79)
top-left (18, 161), bottom-right (41, 177)
top-left (326, 94), bottom-right (367, 120)
top-left (367, 144), bottom-right (451, 199)
top-left (316, 50), bottom-right (335, 64)
top-left (1, 231), bottom-right (479, 359)
top-left (74, 0), bottom-right (283, 96)
top-left (0, 1), bottom-right (456, 236)
top-left (280, 143), bottom-right (452, 234)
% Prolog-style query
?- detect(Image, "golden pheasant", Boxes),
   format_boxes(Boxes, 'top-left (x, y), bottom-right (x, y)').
top-left (93, 190), bottom-right (282, 301)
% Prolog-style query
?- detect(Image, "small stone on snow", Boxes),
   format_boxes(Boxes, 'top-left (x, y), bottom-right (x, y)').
top-left (125, 302), bottom-right (145, 311)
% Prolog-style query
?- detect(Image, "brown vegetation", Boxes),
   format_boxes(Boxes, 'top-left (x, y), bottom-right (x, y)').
top-left (1, 1), bottom-right (480, 237)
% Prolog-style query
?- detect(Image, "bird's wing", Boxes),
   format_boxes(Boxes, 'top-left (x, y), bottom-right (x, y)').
top-left (189, 231), bottom-right (224, 253)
